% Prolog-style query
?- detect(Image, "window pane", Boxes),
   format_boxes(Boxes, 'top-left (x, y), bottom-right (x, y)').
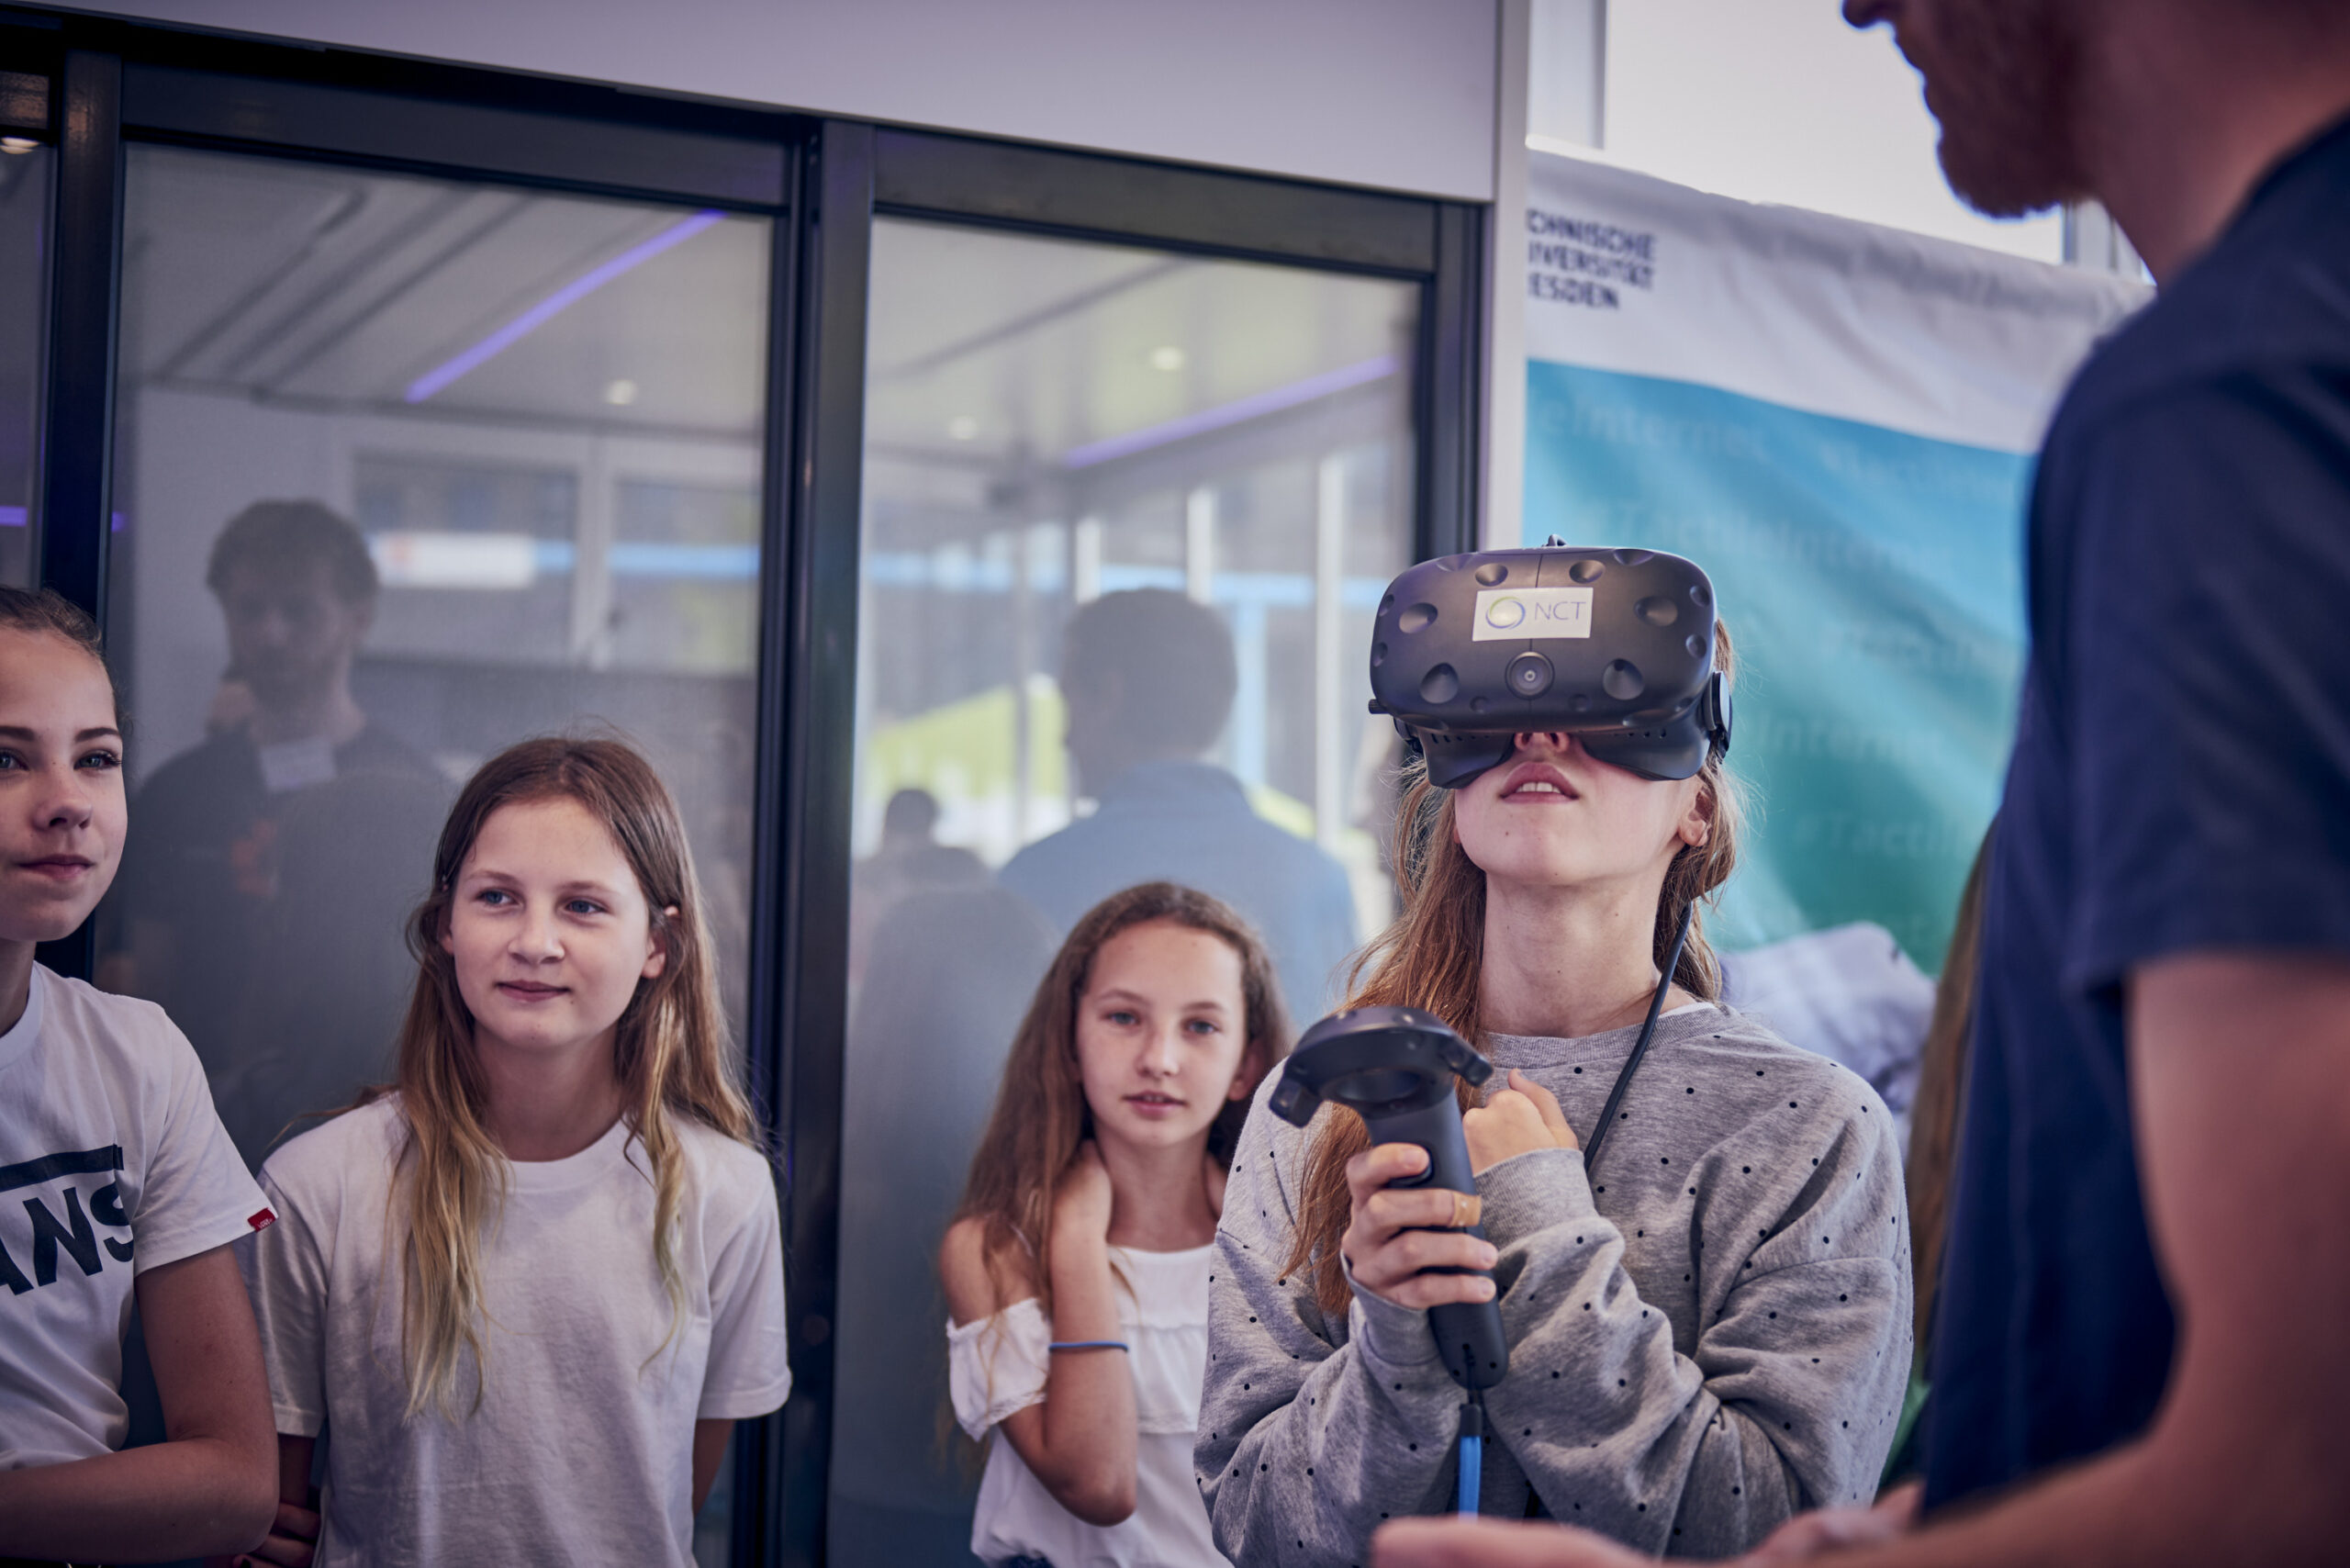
top-left (95, 144), bottom-right (769, 1563)
top-left (831, 217), bottom-right (1417, 1562)
top-left (0, 137), bottom-right (47, 586)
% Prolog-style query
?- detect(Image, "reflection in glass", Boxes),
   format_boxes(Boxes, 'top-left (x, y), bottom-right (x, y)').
top-left (833, 218), bottom-right (1417, 1563)
top-left (95, 144), bottom-right (769, 1566)
top-left (0, 138), bottom-right (48, 587)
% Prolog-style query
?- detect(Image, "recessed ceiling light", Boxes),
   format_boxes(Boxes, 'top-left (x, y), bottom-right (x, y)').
top-left (0, 138), bottom-right (37, 155)
top-left (948, 415), bottom-right (979, 441)
top-left (1149, 345), bottom-right (1185, 372)
top-left (604, 378), bottom-right (639, 407)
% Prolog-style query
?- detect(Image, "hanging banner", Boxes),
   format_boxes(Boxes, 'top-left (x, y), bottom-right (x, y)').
top-left (1522, 150), bottom-right (2145, 969)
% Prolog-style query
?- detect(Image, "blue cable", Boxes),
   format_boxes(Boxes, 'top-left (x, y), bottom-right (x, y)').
top-left (1456, 1394), bottom-right (1484, 1515)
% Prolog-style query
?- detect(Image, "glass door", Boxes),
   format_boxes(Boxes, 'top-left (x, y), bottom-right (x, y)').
top-left (831, 213), bottom-right (1419, 1564)
top-left (96, 140), bottom-right (774, 1566)
top-left (0, 127), bottom-right (47, 585)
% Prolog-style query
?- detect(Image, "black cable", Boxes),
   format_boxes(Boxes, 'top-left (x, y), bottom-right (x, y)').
top-left (1579, 897), bottom-right (1698, 1173)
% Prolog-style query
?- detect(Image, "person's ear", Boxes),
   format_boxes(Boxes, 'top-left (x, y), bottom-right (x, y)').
top-left (642, 904), bottom-right (678, 980)
top-left (1676, 778), bottom-right (1714, 849)
top-left (1228, 1036), bottom-right (1267, 1103)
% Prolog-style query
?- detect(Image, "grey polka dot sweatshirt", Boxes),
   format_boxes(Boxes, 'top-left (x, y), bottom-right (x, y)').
top-left (1196, 1005), bottom-right (1912, 1564)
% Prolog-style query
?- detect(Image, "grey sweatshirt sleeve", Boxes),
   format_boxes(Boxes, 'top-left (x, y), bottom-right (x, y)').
top-left (1199, 1041), bottom-right (1910, 1564)
top-left (1473, 1092), bottom-right (1911, 1559)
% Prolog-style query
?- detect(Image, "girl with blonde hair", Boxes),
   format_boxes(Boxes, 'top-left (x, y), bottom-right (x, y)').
top-left (940, 881), bottom-right (1289, 1568)
top-left (1198, 623), bottom-right (1913, 1565)
top-left (235, 736), bottom-right (789, 1567)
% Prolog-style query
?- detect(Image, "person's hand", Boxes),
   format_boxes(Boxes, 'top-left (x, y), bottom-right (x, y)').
top-left (1742, 1481), bottom-right (1920, 1562)
top-left (1463, 1069), bottom-right (1577, 1174)
top-left (229, 1497), bottom-right (320, 1566)
top-left (1371, 1483), bottom-right (1923, 1568)
top-left (1052, 1139), bottom-right (1114, 1247)
top-left (1375, 1515), bottom-right (1649, 1566)
top-left (1339, 1143), bottom-right (1498, 1310)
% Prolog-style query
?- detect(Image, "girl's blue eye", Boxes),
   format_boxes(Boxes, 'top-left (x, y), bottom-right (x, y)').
top-left (76, 750), bottom-right (121, 771)
top-left (0, 751), bottom-right (19, 771)
top-left (477, 888), bottom-right (513, 906)
top-left (565, 898), bottom-right (606, 916)
top-left (1186, 1017), bottom-right (1221, 1036)
top-left (1105, 1009), bottom-right (1139, 1026)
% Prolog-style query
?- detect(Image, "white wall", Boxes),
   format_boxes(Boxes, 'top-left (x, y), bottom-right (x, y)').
top-left (56, 0), bottom-right (1503, 200)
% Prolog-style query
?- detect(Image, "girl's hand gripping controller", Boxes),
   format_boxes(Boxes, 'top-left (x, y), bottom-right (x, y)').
top-left (1268, 1006), bottom-right (1507, 1390)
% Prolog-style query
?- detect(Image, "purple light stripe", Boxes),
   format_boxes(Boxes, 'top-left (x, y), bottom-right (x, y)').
top-left (1, 508), bottom-right (126, 530)
top-left (1061, 354), bottom-right (1399, 470)
top-left (404, 208), bottom-right (725, 404)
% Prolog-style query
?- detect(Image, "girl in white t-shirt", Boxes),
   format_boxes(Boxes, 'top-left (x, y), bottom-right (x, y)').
top-left (0, 586), bottom-right (278, 1562)
top-left (939, 881), bottom-right (1291, 1568)
top-left (235, 736), bottom-right (789, 1568)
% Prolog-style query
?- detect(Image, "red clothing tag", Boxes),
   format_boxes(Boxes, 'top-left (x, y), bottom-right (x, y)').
top-left (249, 1206), bottom-right (276, 1231)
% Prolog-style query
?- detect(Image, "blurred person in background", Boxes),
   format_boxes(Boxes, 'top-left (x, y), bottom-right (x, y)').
top-left (1373, 2), bottom-right (2350, 1564)
top-left (1001, 588), bottom-right (1359, 1022)
top-left (848, 785), bottom-right (987, 989)
top-left (105, 499), bottom-right (446, 1162)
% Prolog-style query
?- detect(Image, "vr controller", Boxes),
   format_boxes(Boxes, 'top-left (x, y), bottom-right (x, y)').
top-left (1270, 1006), bottom-right (1508, 1391)
top-left (1368, 542), bottom-right (1733, 788)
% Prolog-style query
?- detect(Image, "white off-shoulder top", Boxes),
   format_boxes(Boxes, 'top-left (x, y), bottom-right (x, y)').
top-left (947, 1241), bottom-right (1222, 1567)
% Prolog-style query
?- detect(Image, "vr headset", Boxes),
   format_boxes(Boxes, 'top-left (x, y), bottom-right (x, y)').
top-left (1366, 541), bottom-right (1732, 789)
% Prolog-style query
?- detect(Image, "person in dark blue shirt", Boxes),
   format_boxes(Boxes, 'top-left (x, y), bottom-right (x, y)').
top-left (999, 588), bottom-right (1360, 1022)
top-left (1371, 4), bottom-right (2350, 1565)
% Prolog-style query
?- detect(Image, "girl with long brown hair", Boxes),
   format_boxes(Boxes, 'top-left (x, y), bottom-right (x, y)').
top-left (234, 737), bottom-right (789, 1567)
top-left (940, 881), bottom-right (1289, 1568)
top-left (1197, 624), bottom-right (1913, 1565)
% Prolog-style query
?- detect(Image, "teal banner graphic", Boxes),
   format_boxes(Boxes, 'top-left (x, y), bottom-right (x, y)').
top-left (1525, 359), bottom-right (2031, 969)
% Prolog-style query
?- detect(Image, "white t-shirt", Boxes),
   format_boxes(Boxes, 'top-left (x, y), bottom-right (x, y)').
top-left (242, 1095), bottom-right (791, 1568)
top-left (0, 964), bottom-right (271, 1469)
top-left (947, 1242), bottom-right (1224, 1568)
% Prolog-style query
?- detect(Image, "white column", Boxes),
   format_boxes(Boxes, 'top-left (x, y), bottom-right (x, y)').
top-left (1485, 0), bottom-right (1533, 553)
top-left (1184, 486), bottom-right (1216, 603)
top-left (2063, 201), bottom-right (2145, 278)
top-left (1071, 515), bottom-right (1103, 604)
top-left (1314, 452), bottom-right (1348, 852)
top-left (571, 437), bottom-right (616, 667)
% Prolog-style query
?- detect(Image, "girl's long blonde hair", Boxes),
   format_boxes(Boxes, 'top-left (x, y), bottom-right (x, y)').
top-left (1283, 622), bottom-right (1745, 1316)
top-left (383, 735), bottom-right (755, 1417)
top-left (950, 882), bottom-right (1291, 1316)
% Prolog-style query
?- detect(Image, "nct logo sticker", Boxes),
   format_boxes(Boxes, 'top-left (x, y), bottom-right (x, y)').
top-left (0, 1145), bottom-right (130, 1296)
top-left (1472, 586), bottom-right (1594, 641)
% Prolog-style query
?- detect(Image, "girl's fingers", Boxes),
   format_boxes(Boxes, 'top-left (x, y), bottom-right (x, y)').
top-left (1381, 1270), bottom-right (1499, 1311)
top-left (1376, 1227), bottom-right (1496, 1277)
top-left (1350, 1229), bottom-right (1496, 1296)
top-left (1344, 1141), bottom-right (1431, 1204)
top-left (1360, 1185), bottom-right (1479, 1237)
top-left (1508, 1070), bottom-right (1580, 1150)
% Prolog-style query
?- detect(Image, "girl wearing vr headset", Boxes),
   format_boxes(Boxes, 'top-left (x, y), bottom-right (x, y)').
top-left (1198, 613), bottom-right (1911, 1564)
top-left (230, 738), bottom-right (790, 1567)
top-left (940, 882), bottom-right (1289, 1568)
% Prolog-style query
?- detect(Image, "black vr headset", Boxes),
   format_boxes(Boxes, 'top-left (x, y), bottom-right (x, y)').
top-left (1367, 540), bottom-right (1733, 789)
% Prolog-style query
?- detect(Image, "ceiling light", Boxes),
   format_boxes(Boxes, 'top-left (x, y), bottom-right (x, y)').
top-left (948, 415), bottom-right (979, 442)
top-left (604, 378), bottom-right (639, 407)
top-left (0, 138), bottom-right (37, 155)
top-left (1149, 345), bottom-right (1185, 372)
